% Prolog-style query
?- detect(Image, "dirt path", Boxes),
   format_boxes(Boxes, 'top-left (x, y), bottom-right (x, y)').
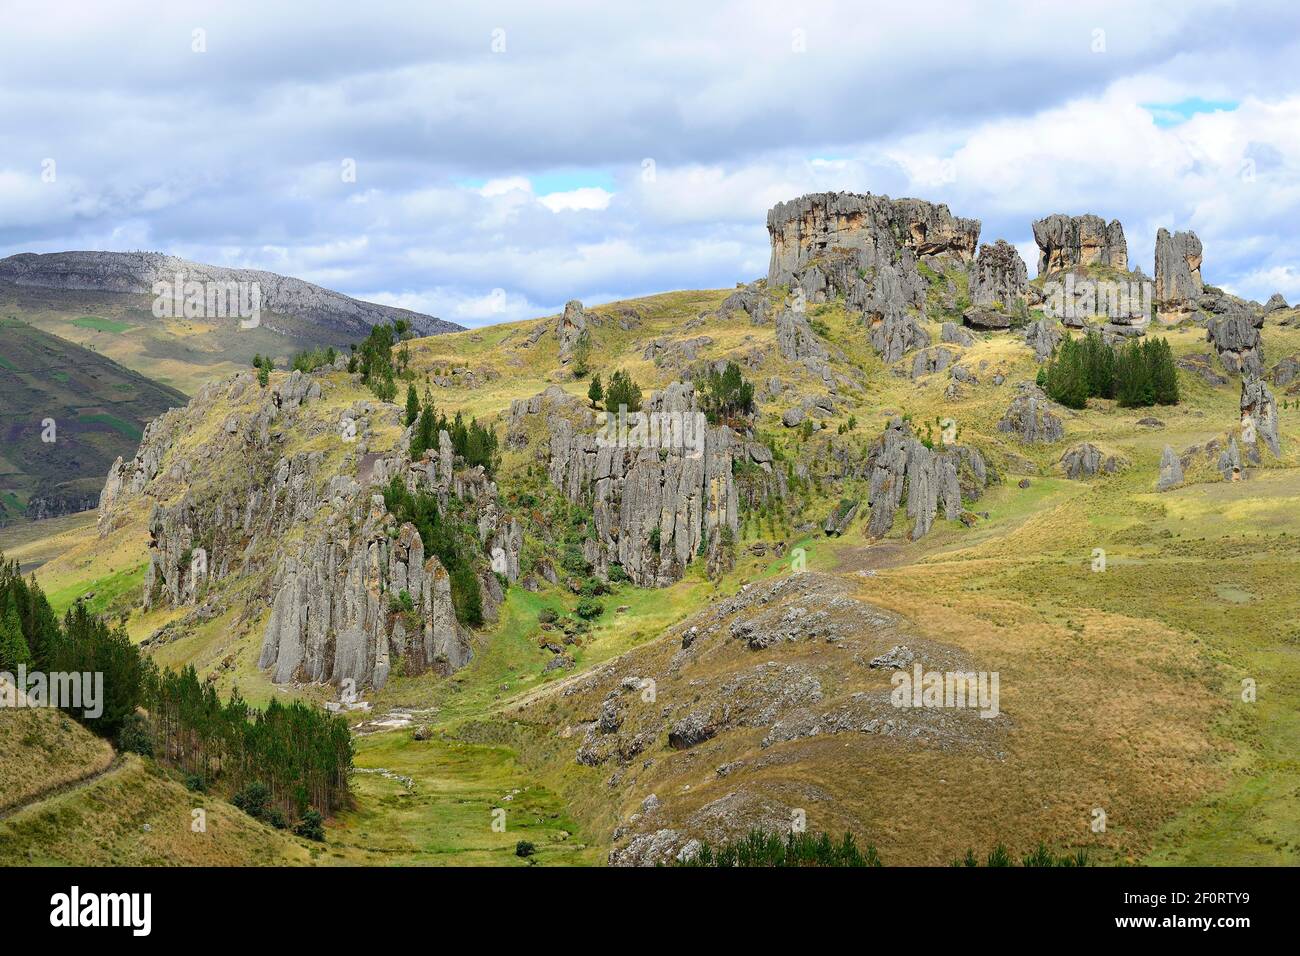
top-left (0, 753), bottom-right (126, 822)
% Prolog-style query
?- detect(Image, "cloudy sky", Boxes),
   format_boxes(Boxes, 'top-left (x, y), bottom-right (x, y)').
top-left (2, 0), bottom-right (1299, 326)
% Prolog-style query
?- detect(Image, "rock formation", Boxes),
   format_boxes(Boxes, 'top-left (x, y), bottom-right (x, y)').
top-left (1157, 446), bottom-right (1183, 491)
top-left (970, 239), bottom-right (1028, 308)
top-left (864, 418), bottom-right (992, 540)
top-left (1263, 292), bottom-right (1289, 314)
top-left (766, 192), bottom-right (978, 363)
top-left (1153, 228), bottom-right (1203, 312)
top-left (775, 307), bottom-right (828, 363)
top-left (996, 383), bottom-right (1065, 443)
top-left (1032, 214), bottom-right (1127, 276)
top-left (1206, 299), bottom-right (1264, 376)
top-left (1024, 318), bottom-right (1062, 361)
top-left (546, 382), bottom-right (760, 587)
top-left (940, 321), bottom-right (974, 347)
top-left (557, 299), bottom-right (591, 363)
top-left (1059, 443), bottom-right (1125, 479)
top-left (1240, 376), bottom-right (1281, 460)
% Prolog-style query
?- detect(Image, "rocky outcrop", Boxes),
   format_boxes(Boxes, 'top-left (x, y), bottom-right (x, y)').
top-left (0, 251), bottom-right (460, 337)
top-left (1263, 292), bottom-right (1289, 314)
top-left (996, 383), bottom-right (1065, 444)
top-left (557, 299), bottom-right (591, 363)
top-left (1217, 437), bottom-right (1243, 481)
top-left (940, 321), bottom-right (974, 347)
top-left (910, 346), bottom-right (957, 380)
top-left (775, 307), bottom-right (828, 362)
top-left (1206, 301), bottom-right (1264, 376)
top-left (962, 306), bottom-right (1009, 331)
top-left (823, 499), bottom-right (859, 536)
top-left (1032, 214), bottom-right (1127, 276)
top-left (864, 418), bottom-right (991, 540)
top-left (767, 192), bottom-right (977, 363)
top-left (1059, 443), bottom-right (1125, 479)
top-left (1177, 352), bottom-right (1229, 387)
top-left (970, 239), bottom-right (1028, 308)
top-left (1153, 228), bottom-right (1203, 312)
top-left (1240, 377), bottom-right (1280, 460)
top-left (1024, 318), bottom-right (1062, 362)
top-left (1271, 356), bottom-right (1300, 388)
top-left (546, 382), bottom-right (747, 587)
top-left (1157, 446), bottom-right (1183, 491)
top-left (718, 281), bottom-right (772, 325)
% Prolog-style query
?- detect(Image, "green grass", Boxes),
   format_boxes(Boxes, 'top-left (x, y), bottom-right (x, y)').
top-left (77, 412), bottom-right (143, 440)
top-left (72, 315), bottom-right (133, 334)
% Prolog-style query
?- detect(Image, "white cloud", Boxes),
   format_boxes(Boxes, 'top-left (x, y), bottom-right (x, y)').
top-left (538, 187), bottom-right (613, 212)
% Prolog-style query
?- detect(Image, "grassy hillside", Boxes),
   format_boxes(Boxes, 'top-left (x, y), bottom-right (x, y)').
top-left (0, 707), bottom-right (115, 813)
top-left (21, 282), bottom-right (1300, 865)
top-left (0, 318), bottom-right (186, 523)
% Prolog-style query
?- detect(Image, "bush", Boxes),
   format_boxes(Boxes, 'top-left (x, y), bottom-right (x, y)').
top-left (184, 773), bottom-right (207, 793)
top-left (537, 608), bottom-right (558, 625)
top-left (515, 840), bottom-right (536, 858)
top-left (116, 713), bottom-right (153, 756)
top-left (575, 597), bottom-right (604, 620)
top-left (266, 809), bottom-right (288, 830)
top-left (294, 808), bottom-right (326, 842)
top-left (232, 782), bottom-right (271, 820)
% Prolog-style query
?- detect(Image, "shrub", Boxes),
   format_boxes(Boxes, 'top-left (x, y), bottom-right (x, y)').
top-left (537, 608), bottom-right (558, 625)
top-left (232, 782), bottom-right (271, 820)
top-left (294, 808), bottom-right (326, 842)
top-left (116, 713), bottom-right (153, 756)
top-left (515, 840), bottom-right (536, 858)
top-left (184, 773), bottom-right (207, 793)
top-left (575, 597), bottom-right (604, 620)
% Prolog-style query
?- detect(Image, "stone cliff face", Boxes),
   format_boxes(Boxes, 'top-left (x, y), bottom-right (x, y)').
top-left (766, 192), bottom-right (979, 364)
top-left (970, 239), bottom-right (1028, 308)
top-left (0, 251), bottom-right (461, 337)
top-left (1032, 214), bottom-right (1128, 276)
top-left (1153, 228), bottom-right (1203, 312)
top-left (864, 418), bottom-right (993, 540)
top-left (99, 367), bottom-right (513, 690)
top-left (546, 383), bottom-right (744, 587)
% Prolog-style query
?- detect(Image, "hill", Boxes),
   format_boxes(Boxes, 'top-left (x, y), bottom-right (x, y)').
top-left (0, 251), bottom-right (463, 394)
top-left (21, 192), bottom-right (1300, 865)
top-left (0, 319), bottom-right (187, 523)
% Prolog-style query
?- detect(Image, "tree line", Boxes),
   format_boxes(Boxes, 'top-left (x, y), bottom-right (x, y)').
top-left (0, 554), bottom-right (352, 828)
top-left (1040, 331), bottom-right (1179, 410)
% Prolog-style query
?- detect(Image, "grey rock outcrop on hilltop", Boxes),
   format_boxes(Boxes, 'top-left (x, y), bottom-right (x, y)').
top-left (1263, 292), bottom-right (1289, 314)
top-left (864, 418), bottom-right (992, 540)
top-left (557, 299), bottom-right (591, 363)
top-left (1032, 214), bottom-right (1128, 276)
top-left (0, 251), bottom-right (461, 337)
top-left (996, 383), bottom-right (1065, 444)
top-left (766, 192), bottom-right (979, 363)
top-left (970, 239), bottom-right (1028, 308)
top-left (1153, 228), bottom-right (1203, 312)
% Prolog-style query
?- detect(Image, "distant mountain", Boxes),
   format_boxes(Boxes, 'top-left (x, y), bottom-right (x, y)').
top-left (0, 318), bottom-right (187, 522)
top-left (0, 252), bottom-right (463, 394)
top-left (0, 251), bottom-right (461, 338)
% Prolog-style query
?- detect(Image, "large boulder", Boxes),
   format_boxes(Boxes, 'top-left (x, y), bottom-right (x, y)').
top-left (1206, 302), bottom-right (1264, 377)
top-left (775, 307), bottom-right (828, 362)
top-left (1153, 228), bottom-right (1203, 313)
top-left (940, 321), bottom-right (974, 346)
top-left (996, 383), bottom-right (1065, 444)
top-left (1024, 318), bottom-right (1062, 362)
top-left (1156, 446), bottom-right (1183, 491)
top-left (1263, 292), bottom-right (1289, 314)
top-left (1059, 442), bottom-right (1125, 479)
top-left (962, 306), bottom-right (1010, 331)
top-left (557, 299), bottom-right (591, 363)
top-left (1032, 214), bottom-right (1128, 276)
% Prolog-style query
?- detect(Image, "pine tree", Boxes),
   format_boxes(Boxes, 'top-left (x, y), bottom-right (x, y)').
top-left (404, 383), bottom-right (420, 427)
top-left (1149, 337), bottom-right (1179, 405)
top-left (1046, 336), bottom-right (1088, 409)
top-left (588, 374), bottom-right (603, 409)
top-left (0, 597), bottom-right (32, 671)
